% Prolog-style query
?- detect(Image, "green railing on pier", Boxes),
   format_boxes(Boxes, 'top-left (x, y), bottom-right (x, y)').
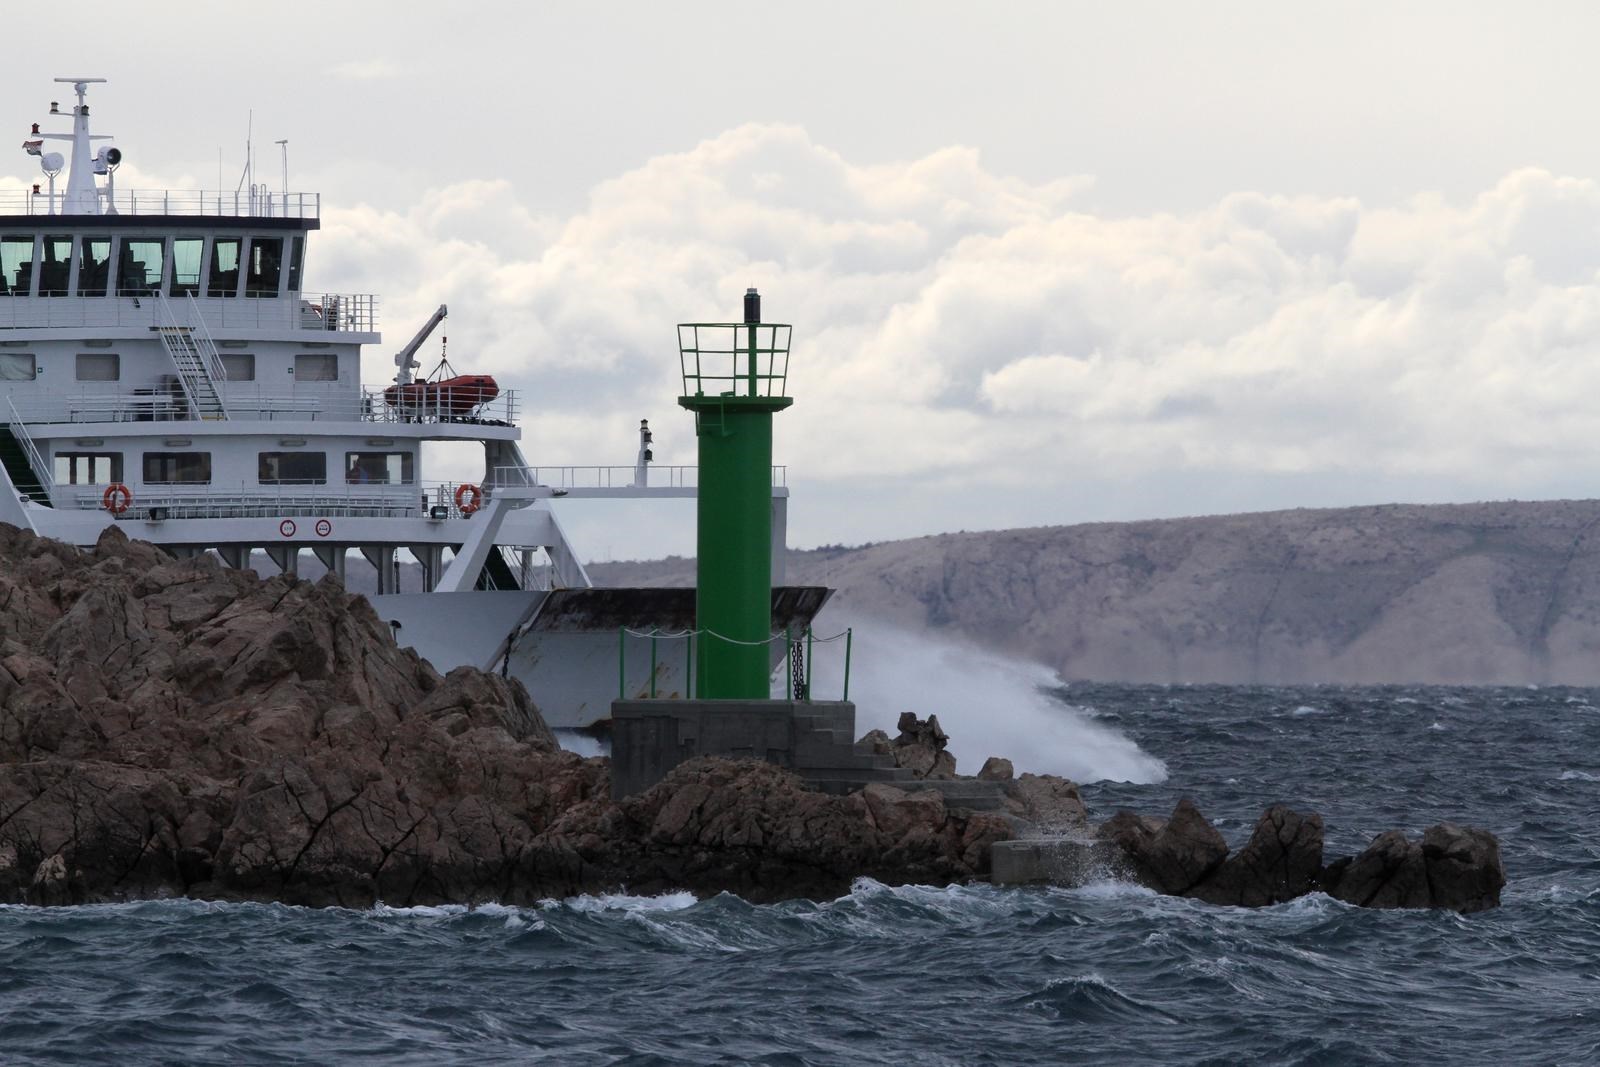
top-left (616, 625), bottom-right (853, 703)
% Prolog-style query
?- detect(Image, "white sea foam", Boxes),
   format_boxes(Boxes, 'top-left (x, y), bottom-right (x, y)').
top-left (1558, 770), bottom-right (1600, 782)
top-left (807, 613), bottom-right (1167, 784)
top-left (551, 890), bottom-right (698, 913)
top-left (555, 731), bottom-right (610, 757)
top-left (1066, 879), bottom-right (1160, 901)
top-left (370, 902), bottom-right (470, 919)
top-left (1290, 705), bottom-right (1325, 716)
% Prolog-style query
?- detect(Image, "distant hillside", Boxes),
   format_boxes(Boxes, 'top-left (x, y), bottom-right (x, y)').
top-left (590, 500), bottom-right (1600, 685)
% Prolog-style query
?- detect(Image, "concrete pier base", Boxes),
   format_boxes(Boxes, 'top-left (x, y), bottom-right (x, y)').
top-left (990, 838), bottom-right (1118, 887)
top-left (610, 699), bottom-right (864, 799)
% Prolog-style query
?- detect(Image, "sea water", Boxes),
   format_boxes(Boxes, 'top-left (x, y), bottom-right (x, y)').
top-left (2, 685), bottom-right (1596, 1065)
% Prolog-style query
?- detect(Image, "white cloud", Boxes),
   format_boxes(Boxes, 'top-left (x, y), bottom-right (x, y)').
top-left (306, 127), bottom-right (1600, 551)
top-left (330, 58), bottom-right (399, 81)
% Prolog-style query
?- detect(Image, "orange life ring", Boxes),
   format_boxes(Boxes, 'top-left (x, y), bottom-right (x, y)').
top-left (454, 482), bottom-right (483, 515)
top-left (101, 482), bottom-right (132, 515)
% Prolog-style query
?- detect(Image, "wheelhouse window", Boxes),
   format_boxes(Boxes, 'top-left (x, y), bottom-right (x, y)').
top-left (0, 353), bottom-right (35, 381)
top-left (54, 452), bottom-right (123, 486)
top-left (220, 353), bottom-right (255, 381)
top-left (38, 236), bottom-right (72, 296)
top-left (172, 237), bottom-right (203, 297)
top-left (245, 237), bottom-right (283, 297)
top-left (345, 451), bottom-right (414, 485)
top-left (209, 237), bottom-right (241, 297)
top-left (75, 353), bottom-right (120, 381)
top-left (286, 236), bottom-right (304, 292)
top-left (258, 451), bottom-right (326, 485)
top-left (78, 237), bottom-right (111, 297)
top-left (117, 238), bottom-right (164, 296)
top-left (294, 353), bottom-right (337, 381)
top-left (143, 452), bottom-right (211, 484)
top-left (1, 236), bottom-right (35, 296)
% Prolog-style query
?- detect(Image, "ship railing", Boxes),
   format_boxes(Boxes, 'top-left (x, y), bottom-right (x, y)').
top-left (2, 188), bottom-right (321, 219)
top-left (5, 395), bottom-right (53, 494)
top-left (0, 293), bottom-right (378, 333)
top-left (616, 625), bottom-right (853, 702)
top-left (10, 384), bottom-right (520, 426)
top-left (360, 385), bottom-right (519, 426)
top-left (75, 483), bottom-right (433, 520)
top-left (486, 465), bottom-right (788, 489)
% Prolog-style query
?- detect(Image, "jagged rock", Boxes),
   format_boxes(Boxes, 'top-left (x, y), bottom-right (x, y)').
top-left (1420, 823), bottom-right (1505, 913)
top-left (859, 729), bottom-right (892, 755)
top-left (1097, 798), bottom-right (1228, 894)
top-left (890, 712), bottom-right (957, 779)
top-left (1189, 805), bottom-right (1323, 906)
top-left (1322, 829), bottom-right (1432, 909)
top-left (529, 757), bottom-right (1011, 901)
top-left (978, 757), bottom-right (1014, 781)
top-left (1322, 824), bottom-right (1504, 913)
top-left (0, 524), bottom-right (609, 908)
top-left (1002, 773), bottom-right (1088, 831)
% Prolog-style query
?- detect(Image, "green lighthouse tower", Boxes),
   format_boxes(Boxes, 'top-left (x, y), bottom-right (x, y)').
top-left (678, 289), bottom-right (793, 698)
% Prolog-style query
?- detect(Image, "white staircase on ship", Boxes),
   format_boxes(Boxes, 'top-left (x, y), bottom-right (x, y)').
top-left (155, 295), bottom-right (229, 420)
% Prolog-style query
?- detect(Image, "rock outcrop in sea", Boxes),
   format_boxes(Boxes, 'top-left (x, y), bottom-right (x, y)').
top-left (0, 524), bottom-right (1505, 911)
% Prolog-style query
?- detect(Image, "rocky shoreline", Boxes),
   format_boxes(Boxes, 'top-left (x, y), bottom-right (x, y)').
top-left (0, 524), bottom-right (1503, 911)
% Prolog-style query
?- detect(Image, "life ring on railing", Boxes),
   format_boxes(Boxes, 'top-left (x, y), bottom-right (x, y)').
top-left (454, 482), bottom-right (483, 515)
top-left (101, 482), bottom-right (132, 515)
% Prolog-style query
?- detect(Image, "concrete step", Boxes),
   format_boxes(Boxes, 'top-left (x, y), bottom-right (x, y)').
top-left (792, 742), bottom-right (898, 770)
top-left (796, 765), bottom-right (916, 785)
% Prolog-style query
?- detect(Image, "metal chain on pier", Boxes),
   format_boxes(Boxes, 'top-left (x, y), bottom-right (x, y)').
top-left (791, 638), bottom-right (807, 701)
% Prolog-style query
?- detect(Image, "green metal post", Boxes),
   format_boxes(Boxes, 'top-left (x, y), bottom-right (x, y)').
top-left (747, 323), bottom-right (758, 395)
top-left (805, 627), bottom-right (814, 702)
top-left (843, 628), bottom-right (852, 701)
top-left (785, 630), bottom-right (793, 700)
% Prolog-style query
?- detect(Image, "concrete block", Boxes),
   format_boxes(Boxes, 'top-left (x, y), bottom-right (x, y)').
top-left (610, 699), bottom-right (859, 798)
top-left (990, 838), bottom-right (1116, 887)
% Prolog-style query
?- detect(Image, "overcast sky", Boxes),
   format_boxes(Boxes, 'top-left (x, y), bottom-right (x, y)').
top-left (13, 2), bottom-right (1600, 559)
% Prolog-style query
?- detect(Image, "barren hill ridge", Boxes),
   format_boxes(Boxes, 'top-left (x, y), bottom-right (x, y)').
top-left (591, 499), bottom-right (1600, 686)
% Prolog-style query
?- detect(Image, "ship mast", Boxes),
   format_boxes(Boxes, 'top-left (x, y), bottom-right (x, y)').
top-left (35, 78), bottom-right (112, 215)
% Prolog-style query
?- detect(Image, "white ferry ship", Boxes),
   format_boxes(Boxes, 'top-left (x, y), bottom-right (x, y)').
top-left (0, 78), bottom-right (825, 729)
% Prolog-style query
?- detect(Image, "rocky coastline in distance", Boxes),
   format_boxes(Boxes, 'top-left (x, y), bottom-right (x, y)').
top-left (0, 524), bottom-right (1503, 912)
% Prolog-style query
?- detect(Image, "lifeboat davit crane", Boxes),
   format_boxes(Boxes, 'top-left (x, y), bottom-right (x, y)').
top-left (382, 304), bottom-right (500, 417)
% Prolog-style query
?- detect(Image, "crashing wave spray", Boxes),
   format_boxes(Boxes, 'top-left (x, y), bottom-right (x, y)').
top-left (804, 613), bottom-right (1167, 784)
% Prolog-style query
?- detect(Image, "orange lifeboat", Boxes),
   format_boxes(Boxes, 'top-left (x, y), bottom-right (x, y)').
top-left (383, 373), bottom-right (500, 416)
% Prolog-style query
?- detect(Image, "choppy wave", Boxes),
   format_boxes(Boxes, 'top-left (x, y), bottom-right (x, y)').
top-left (2, 684), bottom-right (1598, 1065)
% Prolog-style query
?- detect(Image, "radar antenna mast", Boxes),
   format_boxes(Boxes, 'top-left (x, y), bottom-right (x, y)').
top-left (32, 78), bottom-right (113, 215)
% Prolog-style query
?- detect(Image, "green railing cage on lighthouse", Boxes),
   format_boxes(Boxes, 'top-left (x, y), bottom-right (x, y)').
top-left (616, 625), bottom-right (854, 702)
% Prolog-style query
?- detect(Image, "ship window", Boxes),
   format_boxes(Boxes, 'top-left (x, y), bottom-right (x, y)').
top-left (294, 353), bottom-right (337, 381)
top-left (172, 238), bottom-right (203, 297)
top-left (0, 353), bottom-right (36, 380)
top-left (76, 353), bottom-right (120, 381)
top-left (78, 237), bottom-right (111, 297)
top-left (117, 238), bottom-right (164, 296)
top-left (209, 237), bottom-right (241, 297)
top-left (143, 452), bottom-right (211, 484)
top-left (258, 451), bottom-right (326, 485)
top-left (38, 236), bottom-right (72, 297)
top-left (345, 451), bottom-right (413, 485)
top-left (286, 236), bottom-right (304, 292)
top-left (245, 237), bottom-right (283, 297)
top-left (54, 452), bottom-right (123, 486)
top-left (220, 353), bottom-right (255, 381)
top-left (1, 236), bottom-right (35, 297)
